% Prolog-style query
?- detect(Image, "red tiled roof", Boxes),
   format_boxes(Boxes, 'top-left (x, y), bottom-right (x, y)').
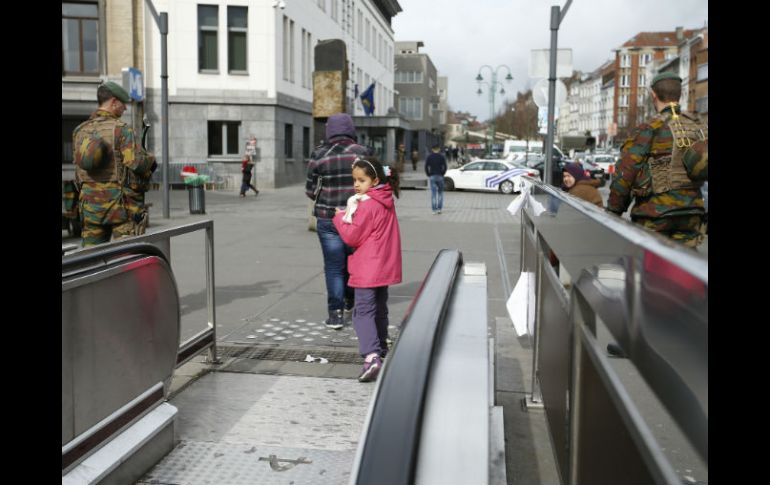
top-left (622, 30), bottom-right (697, 48)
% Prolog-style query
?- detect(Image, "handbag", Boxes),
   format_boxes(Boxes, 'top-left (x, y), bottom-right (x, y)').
top-left (308, 175), bottom-right (323, 232)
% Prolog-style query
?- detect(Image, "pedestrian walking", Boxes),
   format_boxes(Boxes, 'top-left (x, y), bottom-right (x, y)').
top-left (607, 72), bottom-right (708, 248)
top-left (245, 135), bottom-right (259, 192)
top-left (411, 148), bottom-right (419, 170)
top-left (333, 156), bottom-right (402, 382)
top-left (424, 144), bottom-right (447, 214)
top-left (306, 113), bottom-right (371, 329)
top-left (240, 156), bottom-right (258, 196)
top-left (396, 143), bottom-right (406, 173)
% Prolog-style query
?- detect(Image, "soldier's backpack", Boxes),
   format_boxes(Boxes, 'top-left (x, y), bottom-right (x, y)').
top-left (73, 117), bottom-right (125, 184)
top-left (648, 107), bottom-right (708, 194)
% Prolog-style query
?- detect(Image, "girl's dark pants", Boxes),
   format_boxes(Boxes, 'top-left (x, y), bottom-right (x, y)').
top-left (353, 286), bottom-right (389, 358)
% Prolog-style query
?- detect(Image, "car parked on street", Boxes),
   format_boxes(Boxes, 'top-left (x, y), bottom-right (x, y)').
top-left (581, 158), bottom-right (607, 186)
top-left (587, 154), bottom-right (618, 180)
top-left (444, 159), bottom-right (540, 194)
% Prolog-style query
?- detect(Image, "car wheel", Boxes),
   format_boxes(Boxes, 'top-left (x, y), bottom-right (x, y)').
top-left (444, 177), bottom-right (455, 191)
top-left (499, 180), bottom-right (515, 194)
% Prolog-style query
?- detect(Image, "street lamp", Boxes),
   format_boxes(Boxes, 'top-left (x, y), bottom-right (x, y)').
top-left (476, 65), bottom-right (513, 157)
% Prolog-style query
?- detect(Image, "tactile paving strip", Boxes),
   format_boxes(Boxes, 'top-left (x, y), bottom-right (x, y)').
top-left (139, 441), bottom-right (355, 485)
top-left (225, 317), bottom-right (401, 354)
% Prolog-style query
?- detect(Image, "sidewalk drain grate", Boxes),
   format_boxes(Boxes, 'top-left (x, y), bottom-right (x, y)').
top-left (216, 344), bottom-right (365, 364)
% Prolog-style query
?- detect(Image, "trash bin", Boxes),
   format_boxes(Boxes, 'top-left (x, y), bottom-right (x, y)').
top-left (188, 185), bottom-right (206, 214)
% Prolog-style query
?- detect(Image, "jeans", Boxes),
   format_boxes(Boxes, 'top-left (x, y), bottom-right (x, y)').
top-left (316, 218), bottom-right (354, 312)
top-left (429, 175), bottom-right (445, 211)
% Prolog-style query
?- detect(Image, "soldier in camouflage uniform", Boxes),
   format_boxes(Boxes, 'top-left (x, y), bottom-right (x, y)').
top-left (72, 81), bottom-right (156, 246)
top-left (607, 72), bottom-right (708, 248)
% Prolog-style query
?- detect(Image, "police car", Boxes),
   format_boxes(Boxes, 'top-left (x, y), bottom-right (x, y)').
top-left (444, 160), bottom-right (540, 194)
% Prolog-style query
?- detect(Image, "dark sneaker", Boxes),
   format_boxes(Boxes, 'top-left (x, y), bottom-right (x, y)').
top-left (358, 355), bottom-right (383, 382)
top-left (324, 309), bottom-right (344, 330)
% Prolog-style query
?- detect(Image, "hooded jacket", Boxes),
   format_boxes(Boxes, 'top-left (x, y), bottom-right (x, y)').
top-left (332, 184), bottom-right (402, 288)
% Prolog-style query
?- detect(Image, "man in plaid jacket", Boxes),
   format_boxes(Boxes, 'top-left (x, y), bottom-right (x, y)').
top-left (306, 113), bottom-right (371, 329)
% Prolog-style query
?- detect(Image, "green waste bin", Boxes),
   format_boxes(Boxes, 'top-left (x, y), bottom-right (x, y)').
top-left (188, 185), bottom-right (206, 214)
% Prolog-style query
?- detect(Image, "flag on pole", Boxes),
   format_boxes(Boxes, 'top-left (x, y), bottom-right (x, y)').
top-left (360, 82), bottom-right (375, 116)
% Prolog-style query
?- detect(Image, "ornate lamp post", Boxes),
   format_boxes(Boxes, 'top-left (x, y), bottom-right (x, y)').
top-left (476, 65), bottom-right (513, 156)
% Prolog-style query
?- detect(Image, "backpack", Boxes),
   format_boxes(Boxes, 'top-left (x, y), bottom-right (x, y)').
top-left (74, 127), bottom-right (113, 171)
top-left (73, 117), bottom-right (125, 185)
top-left (648, 109), bottom-right (707, 194)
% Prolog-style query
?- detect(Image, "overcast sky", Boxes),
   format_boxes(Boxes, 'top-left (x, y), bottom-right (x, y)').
top-left (391, 0), bottom-right (708, 121)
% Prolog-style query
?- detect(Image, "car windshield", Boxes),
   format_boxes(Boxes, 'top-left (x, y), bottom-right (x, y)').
top-left (525, 156), bottom-right (545, 168)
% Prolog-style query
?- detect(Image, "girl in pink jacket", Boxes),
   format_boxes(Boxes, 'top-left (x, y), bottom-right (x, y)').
top-left (333, 157), bottom-right (402, 382)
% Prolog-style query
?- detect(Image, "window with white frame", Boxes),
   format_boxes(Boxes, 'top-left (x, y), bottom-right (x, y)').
top-left (357, 68), bottom-right (362, 92)
top-left (638, 74), bottom-right (646, 87)
top-left (697, 63), bottom-right (708, 81)
top-left (301, 29), bottom-right (311, 88)
top-left (619, 94), bottom-right (629, 107)
top-left (282, 16), bottom-right (294, 82)
top-left (62, 2), bottom-right (100, 76)
top-left (357, 10), bottom-right (363, 44)
top-left (331, 0), bottom-right (338, 22)
top-left (199, 5), bottom-right (219, 72)
top-left (696, 96), bottom-right (708, 113)
top-left (399, 97), bottom-right (423, 120)
top-left (620, 75), bottom-right (629, 87)
top-left (395, 71), bottom-right (423, 83)
top-left (365, 19), bottom-right (370, 52)
top-left (639, 53), bottom-right (652, 66)
top-left (208, 121), bottom-right (240, 156)
top-left (227, 6), bottom-right (247, 73)
top-left (621, 54), bottom-right (630, 67)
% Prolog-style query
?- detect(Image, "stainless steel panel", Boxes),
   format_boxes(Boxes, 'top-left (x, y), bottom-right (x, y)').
top-left (62, 292), bottom-right (74, 446)
top-left (573, 326), bottom-right (662, 485)
top-left (63, 256), bottom-right (180, 439)
top-left (520, 178), bottom-right (707, 481)
top-left (536, 254), bottom-right (571, 482)
top-left (415, 267), bottom-right (488, 485)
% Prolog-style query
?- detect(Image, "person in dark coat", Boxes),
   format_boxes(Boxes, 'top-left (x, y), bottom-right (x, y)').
top-left (240, 157), bottom-right (258, 196)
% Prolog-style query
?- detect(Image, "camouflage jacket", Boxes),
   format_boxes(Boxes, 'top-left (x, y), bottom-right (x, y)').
top-left (607, 104), bottom-right (705, 219)
top-left (75, 110), bottom-right (154, 225)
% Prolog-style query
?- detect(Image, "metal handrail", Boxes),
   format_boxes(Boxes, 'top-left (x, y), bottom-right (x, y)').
top-left (63, 220), bottom-right (218, 365)
top-left (522, 176), bottom-right (707, 281)
top-left (352, 249), bottom-right (463, 485)
top-left (519, 177), bottom-right (708, 482)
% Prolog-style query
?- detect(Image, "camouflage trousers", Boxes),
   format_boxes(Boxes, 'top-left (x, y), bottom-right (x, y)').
top-left (634, 214), bottom-right (706, 248)
top-left (80, 211), bottom-right (149, 247)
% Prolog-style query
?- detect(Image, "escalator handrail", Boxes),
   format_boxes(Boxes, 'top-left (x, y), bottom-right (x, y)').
top-left (62, 242), bottom-right (169, 275)
top-left (354, 249), bottom-right (463, 485)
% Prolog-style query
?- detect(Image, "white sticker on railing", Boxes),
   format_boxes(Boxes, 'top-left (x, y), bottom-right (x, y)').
top-left (508, 271), bottom-right (534, 337)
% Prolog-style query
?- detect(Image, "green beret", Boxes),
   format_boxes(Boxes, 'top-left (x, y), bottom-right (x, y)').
top-left (651, 72), bottom-right (682, 87)
top-left (101, 81), bottom-right (131, 103)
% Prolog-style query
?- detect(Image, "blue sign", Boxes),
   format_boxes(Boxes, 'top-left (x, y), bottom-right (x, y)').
top-left (121, 67), bottom-right (144, 102)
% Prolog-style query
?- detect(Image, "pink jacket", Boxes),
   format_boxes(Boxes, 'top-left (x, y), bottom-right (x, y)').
top-left (333, 184), bottom-right (402, 288)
